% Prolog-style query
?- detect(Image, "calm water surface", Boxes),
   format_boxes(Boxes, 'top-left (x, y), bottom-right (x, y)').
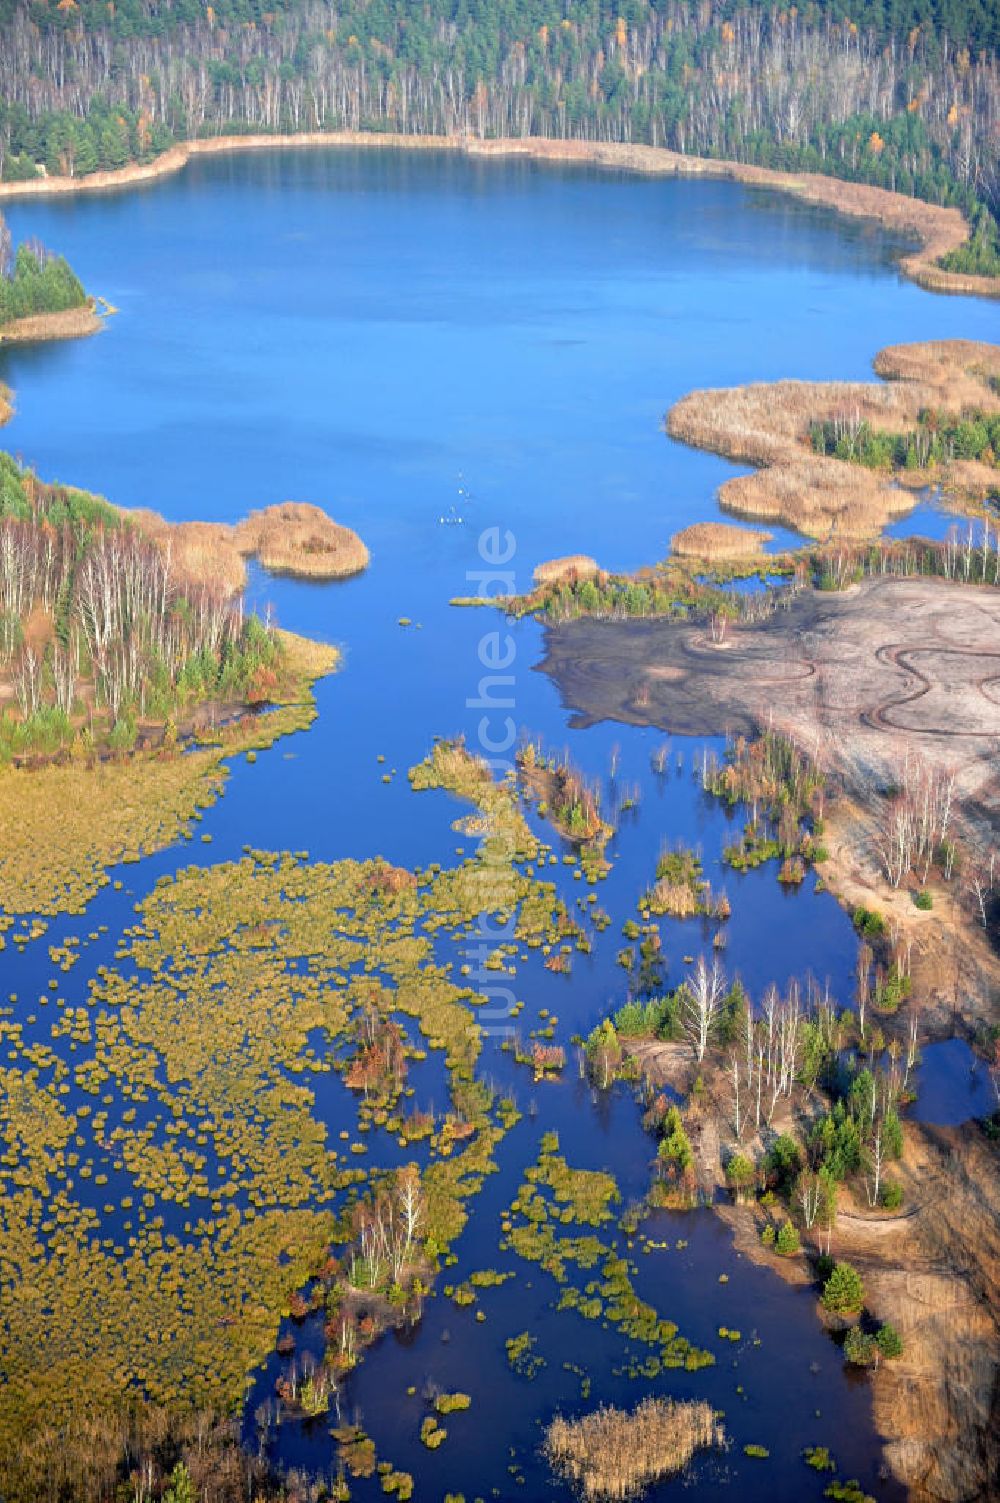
top-left (3, 149), bottom-right (998, 1499)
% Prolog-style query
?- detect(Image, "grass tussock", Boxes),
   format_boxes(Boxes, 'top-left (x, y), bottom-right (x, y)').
top-left (671, 522), bottom-right (772, 559)
top-left (544, 1396), bottom-right (724, 1499)
top-left (667, 339), bottom-right (1000, 540)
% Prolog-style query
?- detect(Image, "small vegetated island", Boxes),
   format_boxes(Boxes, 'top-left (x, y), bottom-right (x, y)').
top-left (0, 441), bottom-right (367, 919)
top-left (526, 338), bottom-right (1000, 1503)
top-left (0, 210), bottom-right (97, 342)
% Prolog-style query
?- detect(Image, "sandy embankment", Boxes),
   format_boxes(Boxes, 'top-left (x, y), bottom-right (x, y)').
top-left (0, 132), bottom-right (995, 301)
top-left (0, 299), bottom-right (105, 345)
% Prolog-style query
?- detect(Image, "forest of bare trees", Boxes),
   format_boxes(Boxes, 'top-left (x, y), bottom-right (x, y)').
top-left (0, 461), bottom-right (279, 752)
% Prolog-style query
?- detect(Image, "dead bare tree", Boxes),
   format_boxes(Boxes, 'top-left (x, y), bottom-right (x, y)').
top-left (681, 955), bottom-right (725, 1064)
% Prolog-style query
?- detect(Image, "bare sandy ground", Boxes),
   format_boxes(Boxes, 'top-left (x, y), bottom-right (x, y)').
top-left (541, 573), bottom-right (1000, 793)
top-left (542, 572), bottom-right (1000, 1025)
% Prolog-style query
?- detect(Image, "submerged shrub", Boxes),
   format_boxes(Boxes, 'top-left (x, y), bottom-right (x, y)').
top-left (420, 1416), bottom-right (447, 1449)
top-left (435, 1392), bottom-right (472, 1414)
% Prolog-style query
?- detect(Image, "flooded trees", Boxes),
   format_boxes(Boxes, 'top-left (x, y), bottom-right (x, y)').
top-left (727, 978), bottom-right (806, 1136)
top-left (350, 1165), bottom-right (428, 1291)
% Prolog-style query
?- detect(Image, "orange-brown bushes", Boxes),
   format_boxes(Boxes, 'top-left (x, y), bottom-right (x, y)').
top-left (533, 554), bottom-right (600, 586)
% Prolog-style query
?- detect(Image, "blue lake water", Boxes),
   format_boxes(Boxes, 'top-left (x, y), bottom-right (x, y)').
top-left (2, 147), bottom-right (998, 1499)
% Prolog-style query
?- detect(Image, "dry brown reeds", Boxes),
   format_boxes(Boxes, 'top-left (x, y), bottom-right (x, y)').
top-left (544, 1396), bottom-right (724, 1500)
top-left (0, 301), bottom-right (104, 345)
top-left (131, 501), bottom-right (369, 594)
top-left (667, 340), bottom-right (1000, 541)
top-left (131, 511), bottom-right (248, 594)
top-left (533, 554), bottom-right (600, 586)
top-left (233, 501), bottom-right (369, 579)
top-left (671, 522), bottom-right (772, 559)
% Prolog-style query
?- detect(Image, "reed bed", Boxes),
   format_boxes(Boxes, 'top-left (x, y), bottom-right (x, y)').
top-left (234, 501), bottom-right (369, 579)
top-left (131, 513), bottom-right (249, 593)
top-left (671, 522), bottom-right (771, 559)
top-left (533, 554), bottom-right (600, 586)
top-left (136, 501), bottom-right (369, 590)
top-left (667, 340), bottom-right (1000, 540)
top-left (544, 1396), bottom-right (724, 1499)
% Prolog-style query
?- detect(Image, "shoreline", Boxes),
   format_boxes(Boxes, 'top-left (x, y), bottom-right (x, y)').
top-left (0, 297), bottom-right (105, 346)
top-left (0, 132), bottom-right (996, 302)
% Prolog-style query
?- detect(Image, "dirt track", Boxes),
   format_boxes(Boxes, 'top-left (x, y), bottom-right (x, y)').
top-left (541, 575), bottom-right (1000, 793)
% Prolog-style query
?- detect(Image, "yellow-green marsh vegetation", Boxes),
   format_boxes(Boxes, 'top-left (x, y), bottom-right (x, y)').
top-left (501, 1133), bottom-right (712, 1373)
top-left (0, 733), bottom-right (589, 1495)
top-left (0, 630), bottom-right (336, 918)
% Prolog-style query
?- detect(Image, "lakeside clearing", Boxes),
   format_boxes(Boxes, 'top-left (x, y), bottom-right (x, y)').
top-left (0, 132), bottom-right (997, 302)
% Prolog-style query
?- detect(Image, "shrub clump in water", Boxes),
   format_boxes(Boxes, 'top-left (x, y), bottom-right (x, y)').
top-left (544, 1397), bottom-right (724, 1499)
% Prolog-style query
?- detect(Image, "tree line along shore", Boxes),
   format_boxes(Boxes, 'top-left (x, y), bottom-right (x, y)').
top-left (0, 436), bottom-right (365, 783)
